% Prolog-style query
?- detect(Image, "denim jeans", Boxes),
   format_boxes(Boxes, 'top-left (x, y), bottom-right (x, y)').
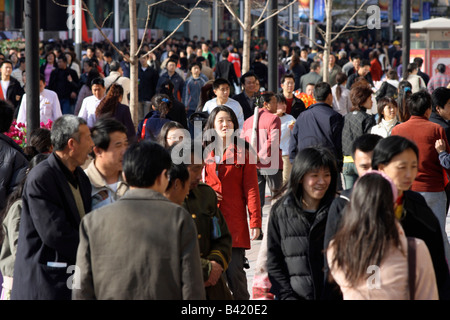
top-left (342, 162), bottom-right (358, 190)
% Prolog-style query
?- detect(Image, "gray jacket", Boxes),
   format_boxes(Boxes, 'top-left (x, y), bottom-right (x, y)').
top-left (73, 188), bottom-right (205, 300)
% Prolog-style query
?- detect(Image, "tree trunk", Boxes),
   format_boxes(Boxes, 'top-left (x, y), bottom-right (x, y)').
top-left (322, 0), bottom-right (333, 84)
top-left (242, 0), bottom-right (252, 74)
top-left (129, 0), bottom-right (139, 129)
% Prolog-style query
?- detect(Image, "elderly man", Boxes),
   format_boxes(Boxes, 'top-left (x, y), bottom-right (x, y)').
top-left (12, 115), bottom-right (94, 300)
top-left (73, 141), bottom-right (205, 300)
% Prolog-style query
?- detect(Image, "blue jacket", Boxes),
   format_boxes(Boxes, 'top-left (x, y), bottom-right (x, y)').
top-left (183, 76), bottom-right (207, 112)
top-left (289, 102), bottom-right (344, 167)
top-left (136, 110), bottom-right (170, 141)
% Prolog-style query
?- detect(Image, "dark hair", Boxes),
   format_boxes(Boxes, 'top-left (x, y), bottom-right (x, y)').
top-left (275, 93), bottom-right (286, 104)
top-left (0, 59), bottom-right (13, 68)
top-left (274, 146), bottom-right (338, 206)
top-left (314, 82), bottom-right (332, 102)
top-left (310, 61), bottom-right (320, 71)
top-left (431, 87), bottom-right (450, 112)
top-left (91, 77), bottom-right (105, 87)
top-left (166, 162), bottom-right (190, 190)
top-left (91, 118), bottom-right (127, 155)
top-left (328, 172), bottom-right (400, 285)
top-left (0, 100), bottom-right (14, 132)
top-left (95, 83), bottom-right (124, 118)
top-left (189, 61), bottom-right (201, 71)
top-left (397, 80), bottom-right (412, 122)
top-left (213, 78), bottom-right (231, 90)
top-left (28, 128), bottom-right (52, 154)
top-left (196, 80), bottom-right (215, 112)
top-left (86, 69), bottom-right (101, 89)
top-left (437, 63), bottom-right (446, 74)
top-left (371, 135), bottom-right (419, 170)
top-left (280, 73), bottom-right (295, 84)
top-left (351, 133), bottom-right (383, 158)
top-left (240, 71), bottom-right (257, 87)
top-left (151, 93), bottom-right (172, 118)
top-left (376, 97), bottom-right (398, 123)
top-left (403, 62), bottom-right (418, 80)
top-left (386, 69), bottom-right (398, 80)
top-left (157, 121), bottom-right (186, 149)
top-left (413, 57), bottom-right (423, 68)
top-left (335, 72), bottom-right (347, 101)
top-left (261, 91), bottom-right (276, 104)
top-left (123, 140), bottom-right (172, 188)
top-left (408, 90), bottom-right (432, 116)
top-left (57, 55), bottom-right (67, 63)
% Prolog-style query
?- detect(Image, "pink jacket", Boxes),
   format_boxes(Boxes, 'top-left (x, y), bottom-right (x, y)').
top-left (327, 222), bottom-right (438, 300)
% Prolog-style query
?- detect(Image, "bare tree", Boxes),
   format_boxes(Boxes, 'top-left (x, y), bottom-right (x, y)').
top-left (54, 0), bottom-right (203, 127)
top-left (282, 0), bottom-right (369, 84)
top-left (220, 0), bottom-right (298, 74)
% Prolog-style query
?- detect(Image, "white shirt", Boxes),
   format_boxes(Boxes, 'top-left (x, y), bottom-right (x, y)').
top-left (202, 97), bottom-right (245, 129)
top-left (17, 89), bottom-right (62, 125)
top-left (331, 84), bottom-right (352, 116)
top-left (279, 113), bottom-right (296, 156)
top-left (78, 95), bottom-right (103, 128)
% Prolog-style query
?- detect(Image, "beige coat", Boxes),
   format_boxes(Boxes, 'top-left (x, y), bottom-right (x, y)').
top-left (327, 222), bottom-right (438, 300)
top-left (73, 189), bottom-right (205, 300)
top-left (104, 71), bottom-right (131, 106)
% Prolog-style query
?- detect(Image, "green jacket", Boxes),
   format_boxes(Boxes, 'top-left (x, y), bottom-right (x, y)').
top-left (183, 182), bottom-right (233, 299)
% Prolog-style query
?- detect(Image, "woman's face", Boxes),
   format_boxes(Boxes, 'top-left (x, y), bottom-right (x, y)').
top-left (382, 103), bottom-right (398, 121)
top-left (378, 148), bottom-right (418, 193)
top-left (301, 167), bottom-right (331, 206)
top-left (166, 128), bottom-right (185, 147)
top-left (47, 53), bottom-right (55, 63)
top-left (276, 101), bottom-right (287, 116)
top-left (214, 111), bottom-right (234, 140)
top-left (362, 95), bottom-right (373, 110)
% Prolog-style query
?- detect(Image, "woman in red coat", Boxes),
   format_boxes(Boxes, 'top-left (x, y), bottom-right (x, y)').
top-left (369, 50), bottom-right (383, 82)
top-left (203, 105), bottom-right (262, 300)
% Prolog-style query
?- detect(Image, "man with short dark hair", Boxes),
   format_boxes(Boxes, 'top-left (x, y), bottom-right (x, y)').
top-left (156, 59), bottom-right (185, 102)
top-left (430, 87), bottom-right (450, 141)
top-left (280, 73), bottom-right (305, 118)
top-left (215, 49), bottom-right (239, 96)
top-left (78, 77), bottom-right (106, 127)
top-left (74, 140), bottom-right (205, 300)
top-left (138, 52), bottom-right (159, 122)
top-left (233, 71), bottom-right (258, 120)
top-left (102, 51), bottom-right (113, 77)
top-left (289, 82), bottom-right (344, 168)
top-left (84, 118), bottom-right (129, 210)
top-left (346, 59), bottom-right (374, 89)
top-left (428, 64), bottom-right (450, 94)
top-left (12, 115), bottom-right (94, 300)
top-left (0, 60), bottom-right (24, 117)
top-left (413, 57), bottom-right (430, 86)
top-left (299, 61), bottom-right (322, 93)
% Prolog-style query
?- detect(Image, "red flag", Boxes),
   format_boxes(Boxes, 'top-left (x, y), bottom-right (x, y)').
top-left (81, 8), bottom-right (91, 43)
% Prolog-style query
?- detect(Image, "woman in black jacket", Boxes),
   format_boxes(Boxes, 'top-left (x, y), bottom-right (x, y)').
top-left (267, 146), bottom-right (338, 300)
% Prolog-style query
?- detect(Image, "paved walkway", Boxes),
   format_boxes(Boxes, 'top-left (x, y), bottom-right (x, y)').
top-left (244, 194), bottom-right (450, 300)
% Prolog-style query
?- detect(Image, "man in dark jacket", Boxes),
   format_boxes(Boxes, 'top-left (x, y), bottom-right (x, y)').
top-left (289, 82), bottom-right (344, 169)
top-left (138, 52), bottom-right (159, 122)
top-left (233, 71), bottom-right (258, 120)
top-left (48, 55), bottom-right (79, 114)
top-left (11, 115), bottom-right (94, 300)
top-left (250, 52), bottom-right (268, 90)
top-left (0, 60), bottom-right (24, 117)
top-left (280, 73), bottom-right (305, 118)
top-left (0, 101), bottom-right (28, 212)
top-left (215, 49), bottom-right (239, 96)
top-left (430, 87), bottom-right (450, 141)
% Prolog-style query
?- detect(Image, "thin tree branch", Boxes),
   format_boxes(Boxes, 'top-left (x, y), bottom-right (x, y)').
top-left (136, 3), bottom-right (152, 55)
top-left (251, 0), bottom-right (298, 30)
top-left (253, 0), bottom-right (270, 27)
top-left (331, 0), bottom-right (369, 43)
top-left (220, 0), bottom-right (245, 30)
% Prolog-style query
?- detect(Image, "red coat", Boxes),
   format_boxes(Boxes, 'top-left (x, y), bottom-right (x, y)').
top-left (203, 143), bottom-right (261, 249)
top-left (370, 58), bottom-right (383, 82)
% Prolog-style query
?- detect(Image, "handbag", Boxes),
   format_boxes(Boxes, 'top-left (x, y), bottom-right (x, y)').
top-left (407, 237), bottom-right (416, 300)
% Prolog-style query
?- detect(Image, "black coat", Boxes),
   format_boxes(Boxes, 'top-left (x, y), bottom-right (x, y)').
top-left (233, 92), bottom-right (254, 120)
top-left (324, 189), bottom-right (450, 300)
top-left (0, 133), bottom-right (28, 211)
top-left (3, 77), bottom-right (24, 116)
top-left (429, 112), bottom-right (450, 142)
top-left (375, 81), bottom-right (398, 102)
top-left (11, 153), bottom-right (92, 300)
top-left (267, 192), bottom-right (330, 300)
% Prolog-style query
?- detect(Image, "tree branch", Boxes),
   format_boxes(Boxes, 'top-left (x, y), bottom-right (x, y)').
top-left (331, 0), bottom-right (369, 43)
top-left (253, 0), bottom-right (270, 28)
top-left (251, 0), bottom-right (298, 30)
top-left (220, 0), bottom-right (245, 30)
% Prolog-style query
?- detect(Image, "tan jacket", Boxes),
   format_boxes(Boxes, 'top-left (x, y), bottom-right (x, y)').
top-left (327, 222), bottom-right (439, 300)
top-left (84, 161), bottom-right (129, 210)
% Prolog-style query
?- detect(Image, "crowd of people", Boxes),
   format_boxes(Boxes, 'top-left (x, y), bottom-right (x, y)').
top-left (0, 34), bottom-right (450, 300)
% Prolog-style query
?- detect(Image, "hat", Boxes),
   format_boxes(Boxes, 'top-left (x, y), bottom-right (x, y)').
top-left (393, 40), bottom-right (400, 45)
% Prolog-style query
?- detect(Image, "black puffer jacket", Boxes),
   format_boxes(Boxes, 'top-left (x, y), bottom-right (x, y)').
top-left (0, 133), bottom-right (28, 211)
top-left (267, 192), bottom-right (329, 300)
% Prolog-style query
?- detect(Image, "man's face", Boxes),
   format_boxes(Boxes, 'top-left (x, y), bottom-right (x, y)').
top-left (39, 80), bottom-right (45, 93)
top-left (167, 62), bottom-right (177, 74)
top-left (301, 50), bottom-right (308, 59)
top-left (92, 84), bottom-right (105, 100)
top-left (95, 131), bottom-right (128, 174)
top-left (71, 124), bottom-right (94, 167)
top-left (352, 58), bottom-right (361, 70)
top-left (191, 65), bottom-right (201, 77)
top-left (437, 98), bottom-right (450, 121)
top-left (139, 56), bottom-right (148, 67)
top-left (83, 62), bottom-right (91, 73)
top-left (353, 149), bottom-right (373, 177)
top-left (281, 77), bottom-right (295, 95)
top-left (1, 62), bottom-right (13, 77)
top-left (359, 65), bottom-right (371, 76)
top-left (87, 48), bottom-right (94, 58)
top-left (57, 59), bottom-right (67, 69)
top-left (213, 84), bottom-right (230, 101)
top-left (187, 164), bottom-right (204, 190)
top-left (243, 76), bottom-right (256, 94)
